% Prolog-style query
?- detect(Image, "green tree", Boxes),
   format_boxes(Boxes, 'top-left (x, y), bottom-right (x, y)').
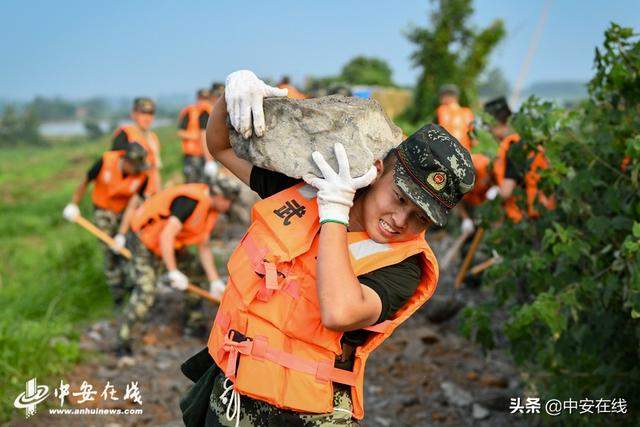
top-left (340, 56), bottom-right (394, 86)
top-left (461, 23), bottom-right (640, 422)
top-left (405, 0), bottom-right (505, 122)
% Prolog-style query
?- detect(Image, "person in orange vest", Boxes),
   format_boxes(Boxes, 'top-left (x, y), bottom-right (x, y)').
top-left (114, 180), bottom-right (234, 359)
top-left (277, 75), bottom-right (307, 99)
top-left (484, 97), bottom-right (555, 223)
top-left (457, 151), bottom-right (493, 235)
top-left (112, 97), bottom-right (162, 195)
top-left (62, 143), bottom-right (150, 306)
top-left (177, 89), bottom-right (219, 183)
top-left (178, 70), bottom-right (476, 426)
top-left (436, 84), bottom-right (475, 152)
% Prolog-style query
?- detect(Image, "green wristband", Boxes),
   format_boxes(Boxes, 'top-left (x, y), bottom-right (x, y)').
top-left (320, 219), bottom-right (349, 227)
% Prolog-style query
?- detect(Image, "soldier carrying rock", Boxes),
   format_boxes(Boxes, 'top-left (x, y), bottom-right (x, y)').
top-left (179, 70), bottom-right (476, 426)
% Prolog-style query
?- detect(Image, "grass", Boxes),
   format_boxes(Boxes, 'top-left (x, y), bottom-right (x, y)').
top-left (0, 126), bottom-right (184, 421)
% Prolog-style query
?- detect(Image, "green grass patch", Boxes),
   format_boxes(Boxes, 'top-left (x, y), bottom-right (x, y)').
top-left (0, 126), bottom-right (183, 421)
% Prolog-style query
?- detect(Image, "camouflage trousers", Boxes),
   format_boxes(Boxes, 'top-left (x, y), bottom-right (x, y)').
top-left (117, 234), bottom-right (208, 345)
top-left (93, 208), bottom-right (130, 306)
top-left (184, 155), bottom-right (206, 183)
top-left (207, 374), bottom-right (358, 426)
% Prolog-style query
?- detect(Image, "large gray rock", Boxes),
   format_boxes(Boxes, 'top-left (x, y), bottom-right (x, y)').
top-left (229, 95), bottom-right (403, 178)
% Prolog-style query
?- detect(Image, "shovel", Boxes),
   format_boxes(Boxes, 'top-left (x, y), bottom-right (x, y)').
top-left (74, 215), bottom-right (132, 259)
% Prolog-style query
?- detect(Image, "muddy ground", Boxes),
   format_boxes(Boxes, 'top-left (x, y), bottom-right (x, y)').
top-left (14, 231), bottom-right (535, 427)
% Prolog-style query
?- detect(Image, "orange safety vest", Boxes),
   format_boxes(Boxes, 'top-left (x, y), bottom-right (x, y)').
top-left (91, 151), bottom-right (147, 213)
top-left (178, 102), bottom-right (212, 157)
top-left (493, 134), bottom-right (555, 222)
top-left (463, 153), bottom-right (491, 206)
top-left (131, 183), bottom-right (218, 256)
top-left (436, 103), bottom-right (474, 151)
top-left (115, 125), bottom-right (162, 195)
top-left (207, 183), bottom-right (439, 420)
top-left (277, 83), bottom-right (307, 100)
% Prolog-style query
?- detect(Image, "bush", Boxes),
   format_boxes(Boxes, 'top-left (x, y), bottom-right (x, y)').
top-left (461, 23), bottom-right (640, 424)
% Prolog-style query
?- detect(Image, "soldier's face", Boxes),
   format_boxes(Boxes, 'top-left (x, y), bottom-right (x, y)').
top-left (356, 163), bottom-right (430, 244)
top-left (132, 111), bottom-right (155, 130)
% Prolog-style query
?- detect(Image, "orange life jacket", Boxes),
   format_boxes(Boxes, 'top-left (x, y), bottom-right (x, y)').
top-left (207, 183), bottom-right (439, 419)
top-left (436, 103), bottom-right (474, 151)
top-left (178, 102), bottom-right (212, 157)
top-left (493, 134), bottom-right (555, 222)
top-left (463, 153), bottom-right (491, 206)
top-left (115, 124), bottom-right (161, 195)
top-left (91, 151), bottom-right (147, 213)
top-left (277, 83), bottom-right (307, 100)
top-left (131, 183), bottom-right (218, 256)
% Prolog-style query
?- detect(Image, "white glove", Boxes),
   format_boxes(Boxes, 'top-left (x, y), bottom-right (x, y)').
top-left (111, 234), bottom-right (126, 253)
top-left (168, 270), bottom-right (189, 291)
top-left (208, 279), bottom-right (226, 300)
top-left (225, 70), bottom-right (288, 139)
top-left (461, 218), bottom-right (475, 235)
top-left (204, 160), bottom-right (219, 178)
top-left (303, 143), bottom-right (377, 226)
top-left (63, 203), bottom-right (80, 221)
top-left (485, 185), bottom-right (500, 201)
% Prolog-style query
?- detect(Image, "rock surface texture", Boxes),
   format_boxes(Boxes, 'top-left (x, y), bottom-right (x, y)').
top-left (229, 95), bottom-right (403, 178)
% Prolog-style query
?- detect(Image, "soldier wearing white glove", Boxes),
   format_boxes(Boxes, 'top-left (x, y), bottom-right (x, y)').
top-left (485, 185), bottom-right (500, 200)
top-left (208, 278), bottom-right (226, 300)
top-left (303, 143), bottom-right (377, 226)
top-left (204, 160), bottom-right (219, 178)
top-left (225, 70), bottom-right (288, 139)
top-left (168, 269), bottom-right (189, 291)
top-left (63, 203), bottom-right (80, 221)
top-left (111, 233), bottom-right (126, 253)
top-left (461, 218), bottom-right (475, 235)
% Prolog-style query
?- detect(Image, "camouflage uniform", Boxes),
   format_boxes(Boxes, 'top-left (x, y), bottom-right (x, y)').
top-left (93, 208), bottom-right (130, 306)
top-left (117, 234), bottom-right (209, 346)
top-left (184, 155), bottom-right (206, 183)
top-left (208, 373), bottom-right (357, 426)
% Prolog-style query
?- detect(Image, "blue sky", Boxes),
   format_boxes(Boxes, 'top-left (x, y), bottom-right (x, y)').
top-left (0, 0), bottom-right (638, 100)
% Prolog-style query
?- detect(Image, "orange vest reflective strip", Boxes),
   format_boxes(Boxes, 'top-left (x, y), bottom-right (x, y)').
top-left (436, 103), bottom-right (474, 151)
top-left (130, 183), bottom-right (217, 255)
top-left (91, 151), bottom-right (146, 213)
top-left (207, 183), bottom-right (439, 419)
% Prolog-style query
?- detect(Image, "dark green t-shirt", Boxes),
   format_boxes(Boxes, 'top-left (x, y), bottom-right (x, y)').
top-left (249, 166), bottom-right (422, 349)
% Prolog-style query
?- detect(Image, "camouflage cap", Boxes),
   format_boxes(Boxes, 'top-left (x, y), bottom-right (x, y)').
top-left (206, 174), bottom-right (241, 200)
top-left (484, 96), bottom-right (512, 124)
top-left (123, 142), bottom-right (150, 172)
top-left (439, 84), bottom-right (460, 97)
top-left (393, 124), bottom-right (475, 227)
top-left (132, 97), bottom-right (156, 114)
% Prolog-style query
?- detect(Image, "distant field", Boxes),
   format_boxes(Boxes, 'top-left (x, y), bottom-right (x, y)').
top-left (0, 126), bottom-right (183, 421)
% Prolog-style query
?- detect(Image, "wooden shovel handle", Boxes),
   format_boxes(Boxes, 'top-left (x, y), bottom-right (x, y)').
top-left (74, 215), bottom-right (132, 259)
top-left (454, 227), bottom-right (485, 289)
top-left (186, 283), bottom-right (220, 304)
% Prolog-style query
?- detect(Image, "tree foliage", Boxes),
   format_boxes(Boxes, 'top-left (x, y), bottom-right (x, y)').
top-left (340, 56), bottom-right (394, 86)
top-left (405, 0), bottom-right (505, 122)
top-left (461, 23), bottom-right (640, 422)
top-left (0, 105), bottom-right (43, 147)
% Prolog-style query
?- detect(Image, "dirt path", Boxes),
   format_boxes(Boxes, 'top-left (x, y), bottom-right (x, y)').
top-left (17, 233), bottom-right (532, 427)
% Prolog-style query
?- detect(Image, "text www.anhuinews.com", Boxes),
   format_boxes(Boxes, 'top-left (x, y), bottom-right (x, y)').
top-left (48, 408), bottom-right (143, 415)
